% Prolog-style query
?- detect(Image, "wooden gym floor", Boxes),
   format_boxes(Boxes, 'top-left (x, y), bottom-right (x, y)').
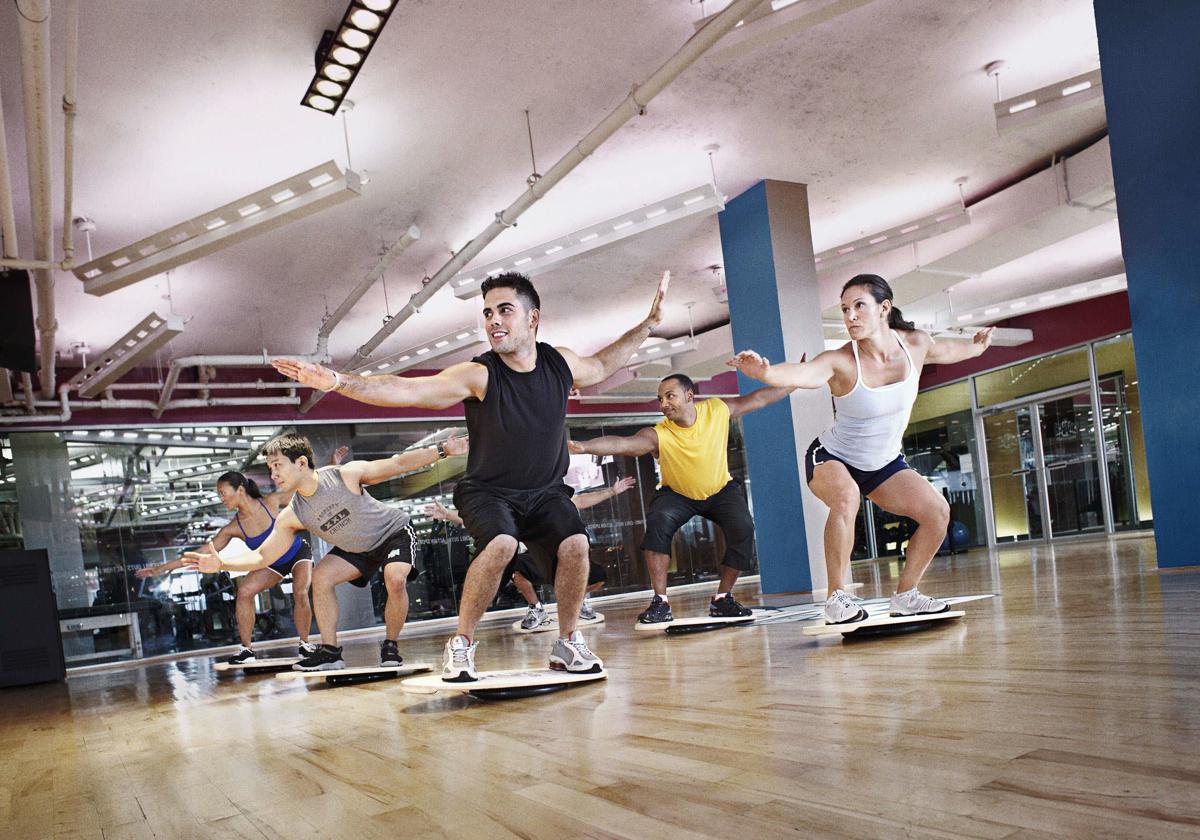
top-left (1, 534), bottom-right (1197, 839)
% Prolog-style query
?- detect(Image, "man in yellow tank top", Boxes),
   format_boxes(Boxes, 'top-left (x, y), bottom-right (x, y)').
top-left (569, 372), bottom-right (794, 625)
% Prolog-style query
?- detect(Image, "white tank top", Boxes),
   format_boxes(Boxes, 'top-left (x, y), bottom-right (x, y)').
top-left (818, 333), bottom-right (920, 471)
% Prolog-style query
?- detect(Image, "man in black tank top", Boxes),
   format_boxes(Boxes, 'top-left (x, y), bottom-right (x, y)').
top-left (274, 270), bottom-right (670, 681)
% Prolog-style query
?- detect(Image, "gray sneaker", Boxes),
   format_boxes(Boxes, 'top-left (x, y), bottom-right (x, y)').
top-left (442, 634), bottom-right (478, 682)
top-left (549, 630), bottom-right (604, 674)
top-left (520, 603), bottom-right (549, 630)
top-left (579, 595), bottom-right (598, 622)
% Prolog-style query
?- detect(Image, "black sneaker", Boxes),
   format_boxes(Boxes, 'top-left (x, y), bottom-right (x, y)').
top-left (292, 644), bottom-right (345, 671)
top-left (709, 595), bottom-right (752, 618)
top-left (225, 647), bottom-right (256, 665)
top-left (379, 639), bottom-right (403, 667)
top-left (298, 640), bottom-right (319, 657)
top-left (637, 595), bottom-right (673, 624)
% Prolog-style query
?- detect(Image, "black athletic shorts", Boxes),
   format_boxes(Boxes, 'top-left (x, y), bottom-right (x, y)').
top-left (640, 479), bottom-right (756, 572)
top-left (327, 524), bottom-right (418, 588)
top-left (266, 539), bottom-right (313, 579)
top-left (507, 551), bottom-right (607, 587)
top-left (453, 479), bottom-right (589, 576)
top-left (805, 439), bottom-right (911, 495)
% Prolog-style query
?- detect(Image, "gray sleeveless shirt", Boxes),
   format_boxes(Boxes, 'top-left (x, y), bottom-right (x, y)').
top-left (288, 466), bottom-right (409, 553)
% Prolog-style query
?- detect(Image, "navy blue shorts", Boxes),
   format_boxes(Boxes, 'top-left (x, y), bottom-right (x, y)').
top-left (266, 540), bottom-right (313, 579)
top-left (805, 439), bottom-right (910, 496)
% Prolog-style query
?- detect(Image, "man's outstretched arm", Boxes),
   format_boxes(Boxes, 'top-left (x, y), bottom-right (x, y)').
top-left (557, 271), bottom-right (669, 388)
top-left (568, 428), bottom-right (658, 458)
top-left (272, 359), bottom-right (487, 409)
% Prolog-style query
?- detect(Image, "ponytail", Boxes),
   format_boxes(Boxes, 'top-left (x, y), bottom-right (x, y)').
top-left (216, 471), bottom-right (262, 499)
top-left (842, 273), bottom-right (915, 331)
top-left (887, 305), bottom-right (915, 332)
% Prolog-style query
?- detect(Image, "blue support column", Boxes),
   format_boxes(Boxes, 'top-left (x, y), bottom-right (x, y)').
top-left (1095, 1), bottom-right (1200, 567)
top-left (719, 181), bottom-right (832, 593)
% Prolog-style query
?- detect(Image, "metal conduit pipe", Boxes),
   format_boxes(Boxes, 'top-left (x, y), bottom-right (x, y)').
top-left (0, 393), bottom-right (302, 425)
top-left (301, 0), bottom-right (768, 413)
top-left (16, 0), bottom-right (58, 397)
top-left (314, 224), bottom-right (421, 359)
top-left (62, 0), bottom-right (78, 264)
top-left (0, 70), bottom-right (18, 257)
top-left (155, 352), bottom-right (322, 417)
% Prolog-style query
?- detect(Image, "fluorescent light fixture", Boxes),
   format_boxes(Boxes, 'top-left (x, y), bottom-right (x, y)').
top-left (66, 313), bottom-right (184, 398)
top-left (626, 336), bottom-right (701, 368)
top-left (933, 274), bottom-right (1126, 329)
top-left (994, 69), bottom-right (1103, 133)
top-left (301, 1), bottom-right (398, 114)
top-left (451, 183), bottom-right (725, 299)
top-left (814, 204), bottom-right (969, 275)
top-left (75, 161), bottom-right (363, 296)
top-left (353, 326), bottom-right (486, 375)
top-left (163, 457), bottom-right (243, 482)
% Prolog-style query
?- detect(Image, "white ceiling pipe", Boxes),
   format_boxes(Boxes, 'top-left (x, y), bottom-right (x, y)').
top-left (154, 352), bottom-right (322, 418)
top-left (16, 0), bottom-right (57, 397)
top-left (0, 66), bottom-right (18, 257)
top-left (302, 0), bottom-right (770, 413)
top-left (314, 224), bottom-right (421, 359)
top-left (61, 0), bottom-right (78, 265)
top-left (106, 381), bottom-right (298, 392)
top-left (0, 392), bottom-right (301, 425)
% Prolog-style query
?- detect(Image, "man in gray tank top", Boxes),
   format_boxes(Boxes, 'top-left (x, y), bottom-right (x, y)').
top-left (273, 271), bottom-right (670, 682)
top-left (185, 431), bottom-right (467, 670)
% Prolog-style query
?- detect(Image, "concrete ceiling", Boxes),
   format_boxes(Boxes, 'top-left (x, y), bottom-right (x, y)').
top-left (0, 0), bottom-right (1110, 374)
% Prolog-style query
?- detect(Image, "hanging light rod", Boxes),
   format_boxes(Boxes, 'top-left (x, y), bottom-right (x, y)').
top-left (74, 161), bottom-right (363, 296)
top-left (814, 204), bottom-right (969, 275)
top-left (994, 68), bottom-right (1103, 134)
top-left (301, 0), bottom-right (398, 113)
top-left (355, 326), bottom-right (486, 376)
top-left (451, 183), bottom-right (724, 300)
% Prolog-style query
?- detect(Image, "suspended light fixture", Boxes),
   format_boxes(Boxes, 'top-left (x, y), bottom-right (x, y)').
top-left (301, 0), bottom-right (398, 114)
top-left (994, 69), bottom-right (1103, 133)
top-left (355, 326), bottom-right (486, 376)
top-left (74, 161), bottom-right (363, 296)
top-left (451, 183), bottom-right (725, 300)
top-left (814, 204), bottom-right (970, 275)
top-left (67, 313), bottom-right (184, 398)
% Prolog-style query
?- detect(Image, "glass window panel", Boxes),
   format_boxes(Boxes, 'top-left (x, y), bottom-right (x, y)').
top-left (1092, 333), bottom-right (1152, 527)
top-left (975, 346), bottom-right (1091, 408)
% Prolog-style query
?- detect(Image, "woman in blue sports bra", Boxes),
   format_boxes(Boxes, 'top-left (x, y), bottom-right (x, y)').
top-left (730, 274), bottom-right (995, 626)
top-left (137, 471), bottom-right (314, 664)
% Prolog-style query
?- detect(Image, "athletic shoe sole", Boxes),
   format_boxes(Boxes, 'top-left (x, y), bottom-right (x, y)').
top-left (549, 662), bottom-right (604, 674)
top-left (889, 605), bottom-right (951, 617)
top-left (294, 660), bottom-right (346, 672)
top-left (825, 608), bottom-right (869, 625)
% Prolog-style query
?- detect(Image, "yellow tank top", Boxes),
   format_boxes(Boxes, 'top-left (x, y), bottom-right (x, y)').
top-left (654, 398), bottom-right (732, 501)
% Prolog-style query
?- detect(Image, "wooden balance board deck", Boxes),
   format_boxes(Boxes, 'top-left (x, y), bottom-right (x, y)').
top-left (275, 663), bottom-right (432, 686)
top-left (402, 668), bottom-right (606, 699)
top-left (510, 613), bottom-right (605, 634)
top-left (752, 593), bottom-right (997, 626)
top-left (634, 612), bottom-right (762, 635)
top-left (214, 657), bottom-right (302, 672)
top-left (802, 610), bottom-right (966, 637)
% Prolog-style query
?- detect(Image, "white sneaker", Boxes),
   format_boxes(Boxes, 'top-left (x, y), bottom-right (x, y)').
top-left (442, 634), bottom-right (479, 682)
top-left (824, 589), bottom-right (868, 625)
top-left (889, 588), bottom-right (949, 616)
top-left (520, 603), bottom-right (550, 630)
top-left (579, 595), bottom-right (598, 622)
top-left (549, 630), bottom-right (604, 673)
top-left (298, 640), bottom-right (319, 656)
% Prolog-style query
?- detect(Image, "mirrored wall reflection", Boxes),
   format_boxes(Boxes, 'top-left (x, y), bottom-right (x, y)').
top-left (2, 415), bottom-right (756, 666)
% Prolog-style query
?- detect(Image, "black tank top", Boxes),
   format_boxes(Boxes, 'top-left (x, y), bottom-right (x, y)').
top-left (464, 342), bottom-right (572, 490)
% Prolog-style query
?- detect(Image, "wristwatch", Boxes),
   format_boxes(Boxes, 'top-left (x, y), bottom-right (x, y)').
top-left (436, 442), bottom-right (448, 460)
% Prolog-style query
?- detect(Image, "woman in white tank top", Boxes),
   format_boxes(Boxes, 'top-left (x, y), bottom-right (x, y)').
top-left (730, 274), bottom-right (995, 625)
